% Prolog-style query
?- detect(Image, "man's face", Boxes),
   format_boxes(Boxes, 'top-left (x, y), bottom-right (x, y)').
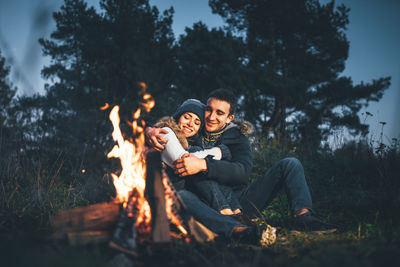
top-left (204, 98), bottom-right (234, 132)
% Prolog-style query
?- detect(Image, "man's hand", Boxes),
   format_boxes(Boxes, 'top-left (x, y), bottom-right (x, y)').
top-left (145, 127), bottom-right (168, 151)
top-left (174, 154), bottom-right (208, 177)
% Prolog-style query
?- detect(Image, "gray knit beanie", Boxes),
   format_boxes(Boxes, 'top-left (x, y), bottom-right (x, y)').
top-left (173, 99), bottom-right (205, 128)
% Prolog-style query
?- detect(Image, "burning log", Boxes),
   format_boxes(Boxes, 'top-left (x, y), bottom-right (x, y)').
top-left (145, 150), bottom-right (171, 244)
top-left (145, 151), bottom-right (217, 244)
top-left (108, 150), bottom-right (182, 255)
top-left (49, 150), bottom-right (216, 248)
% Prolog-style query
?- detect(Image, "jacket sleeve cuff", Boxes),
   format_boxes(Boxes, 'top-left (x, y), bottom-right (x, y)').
top-left (218, 144), bottom-right (231, 160)
top-left (204, 158), bottom-right (216, 180)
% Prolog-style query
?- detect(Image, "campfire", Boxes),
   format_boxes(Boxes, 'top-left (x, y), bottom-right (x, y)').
top-left (50, 83), bottom-right (216, 253)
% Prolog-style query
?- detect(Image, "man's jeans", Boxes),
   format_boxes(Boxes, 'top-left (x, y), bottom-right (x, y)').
top-left (187, 179), bottom-right (243, 212)
top-left (178, 157), bottom-right (313, 237)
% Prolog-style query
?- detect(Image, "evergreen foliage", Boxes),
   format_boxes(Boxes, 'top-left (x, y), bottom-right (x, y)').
top-left (0, 50), bottom-right (18, 179)
top-left (0, 50), bottom-right (17, 128)
top-left (210, 0), bottom-right (390, 146)
top-left (175, 22), bottom-right (245, 101)
top-left (36, 0), bottom-right (177, 177)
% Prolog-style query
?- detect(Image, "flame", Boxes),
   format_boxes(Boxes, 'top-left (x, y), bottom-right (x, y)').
top-left (137, 81), bottom-right (147, 94)
top-left (107, 103), bottom-right (151, 228)
top-left (106, 84), bottom-right (188, 239)
top-left (162, 172), bottom-right (188, 236)
top-left (140, 93), bottom-right (155, 113)
top-left (100, 103), bottom-right (110, 110)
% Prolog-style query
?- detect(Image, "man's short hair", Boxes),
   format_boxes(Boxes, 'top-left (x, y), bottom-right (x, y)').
top-left (207, 88), bottom-right (237, 115)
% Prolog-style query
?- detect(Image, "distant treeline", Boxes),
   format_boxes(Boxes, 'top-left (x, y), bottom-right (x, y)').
top-left (0, 0), bottom-right (391, 179)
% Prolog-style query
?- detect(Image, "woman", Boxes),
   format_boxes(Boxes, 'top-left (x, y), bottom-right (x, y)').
top-left (155, 99), bottom-right (242, 215)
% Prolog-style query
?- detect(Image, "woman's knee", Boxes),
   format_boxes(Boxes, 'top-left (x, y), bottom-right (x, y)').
top-left (178, 189), bottom-right (197, 202)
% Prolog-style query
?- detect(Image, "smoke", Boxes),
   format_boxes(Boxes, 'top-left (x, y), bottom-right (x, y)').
top-left (0, 0), bottom-right (55, 95)
top-left (0, 29), bottom-right (29, 88)
top-left (20, 0), bottom-right (54, 95)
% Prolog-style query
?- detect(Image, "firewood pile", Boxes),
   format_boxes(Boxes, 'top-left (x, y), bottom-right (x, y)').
top-left (50, 151), bottom-right (217, 253)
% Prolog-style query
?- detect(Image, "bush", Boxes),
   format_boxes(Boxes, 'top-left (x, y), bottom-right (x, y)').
top-left (251, 136), bottom-right (400, 238)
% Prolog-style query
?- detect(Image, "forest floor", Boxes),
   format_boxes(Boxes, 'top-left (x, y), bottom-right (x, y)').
top-left (2, 226), bottom-right (400, 267)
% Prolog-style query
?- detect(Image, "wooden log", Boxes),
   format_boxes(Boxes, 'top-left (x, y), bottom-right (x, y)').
top-left (50, 202), bottom-right (122, 234)
top-left (187, 217), bottom-right (218, 243)
top-left (145, 150), bottom-right (171, 243)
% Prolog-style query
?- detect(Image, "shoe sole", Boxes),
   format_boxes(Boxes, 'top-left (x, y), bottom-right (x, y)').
top-left (109, 241), bottom-right (138, 257)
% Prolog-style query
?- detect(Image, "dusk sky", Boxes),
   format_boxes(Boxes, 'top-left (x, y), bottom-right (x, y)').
top-left (0, 0), bottom-right (399, 144)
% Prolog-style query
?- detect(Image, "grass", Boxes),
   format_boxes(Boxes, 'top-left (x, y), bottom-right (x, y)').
top-left (252, 134), bottom-right (400, 239)
top-left (0, 132), bottom-right (399, 266)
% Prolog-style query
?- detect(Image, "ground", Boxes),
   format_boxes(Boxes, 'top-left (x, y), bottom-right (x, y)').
top-left (2, 228), bottom-right (400, 267)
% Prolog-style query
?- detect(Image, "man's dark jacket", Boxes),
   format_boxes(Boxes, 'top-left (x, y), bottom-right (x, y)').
top-left (194, 121), bottom-right (254, 190)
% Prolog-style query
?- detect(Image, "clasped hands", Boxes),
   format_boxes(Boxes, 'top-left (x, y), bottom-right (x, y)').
top-left (144, 126), bottom-right (207, 177)
top-left (174, 153), bottom-right (207, 177)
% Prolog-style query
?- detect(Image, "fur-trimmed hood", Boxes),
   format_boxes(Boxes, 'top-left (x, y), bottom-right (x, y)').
top-left (154, 116), bottom-right (189, 150)
top-left (227, 119), bottom-right (255, 136)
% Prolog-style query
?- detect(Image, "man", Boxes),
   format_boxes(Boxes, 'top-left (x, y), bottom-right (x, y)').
top-left (146, 89), bottom-right (336, 242)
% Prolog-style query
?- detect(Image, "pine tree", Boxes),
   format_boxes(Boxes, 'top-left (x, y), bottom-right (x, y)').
top-left (0, 50), bottom-right (16, 127)
top-left (0, 49), bottom-right (18, 176)
top-left (210, 0), bottom-right (390, 145)
top-left (175, 22), bottom-right (245, 102)
top-left (38, 0), bottom-right (177, 176)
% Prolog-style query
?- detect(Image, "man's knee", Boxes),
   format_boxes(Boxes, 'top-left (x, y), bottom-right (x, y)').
top-left (281, 157), bottom-right (303, 169)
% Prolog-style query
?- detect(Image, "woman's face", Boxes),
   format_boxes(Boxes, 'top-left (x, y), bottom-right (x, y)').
top-left (178, 112), bottom-right (201, 137)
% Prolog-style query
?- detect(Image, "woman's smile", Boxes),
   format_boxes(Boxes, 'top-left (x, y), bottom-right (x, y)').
top-left (178, 112), bottom-right (201, 137)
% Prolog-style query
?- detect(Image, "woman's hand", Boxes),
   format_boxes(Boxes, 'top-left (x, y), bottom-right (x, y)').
top-left (144, 127), bottom-right (168, 151)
